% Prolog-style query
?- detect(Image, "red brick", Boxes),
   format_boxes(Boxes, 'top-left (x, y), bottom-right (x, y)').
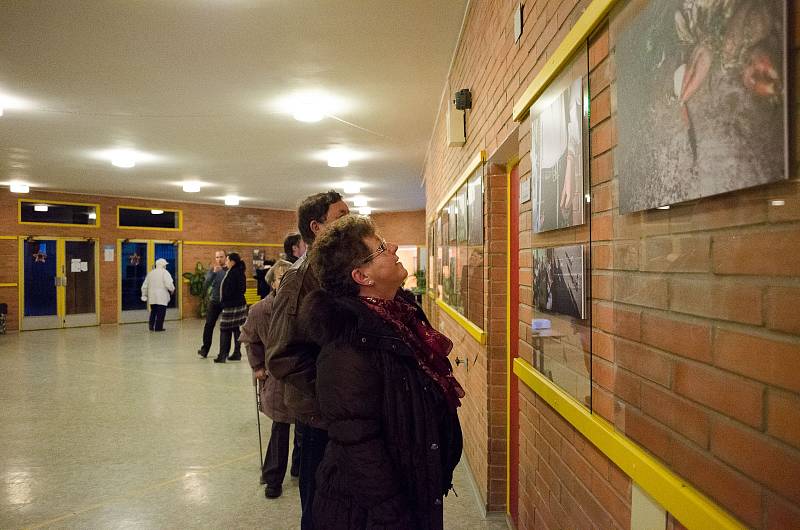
top-left (615, 338), bottom-right (673, 388)
top-left (590, 119), bottom-right (613, 156)
top-left (715, 328), bottom-right (800, 393)
top-left (765, 286), bottom-right (800, 334)
top-left (590, 87), bottom-right (611, 127)
top-left (641, 235), bottom-right (711, 273)
top-left (616, 406), bottom-right (674, 465)
top-left (669, 279), bottom-right (762, 325)
top-left (767, 390), bottom-right (800, 450)
top-left (591, 151), bottom-right (613, 185)
top-left (641, 381), bottom-right (710, 447)
top-left (765, 493), bottom-right (800, 530)
top-left (674, 360), bottom-right (764, 428)
top-left (591, 183), bottom-right (613, 213)
top-left (713, 229), bottom-right (800, 277)
top-left (613, 368), bottom-right (642, 407)
top-left (640, 312), bottom-right (712, 363)
top-left (670, 438), bottom-right (764, 528)
top-left (711, 419), bottom-right (800, 505)
top-left (613, 273), bottom-right (669, 309)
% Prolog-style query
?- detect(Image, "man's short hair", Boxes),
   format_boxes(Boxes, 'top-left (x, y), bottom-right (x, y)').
top-left (297, 190), bottom-right (343, 245)
top-left (283, 233), bottom-right (303, 258)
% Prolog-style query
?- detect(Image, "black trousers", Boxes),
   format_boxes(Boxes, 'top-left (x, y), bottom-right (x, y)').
top-left (201, 301), bottom-right (223, 350)
top-left (262, 422), bottom-right (301, 487)
top-left (148, 304), bottom-right (167, 331)
top-left (218, 328), bottom-right (241, 357)
top-left (297, 423), bottom-right (329, 530)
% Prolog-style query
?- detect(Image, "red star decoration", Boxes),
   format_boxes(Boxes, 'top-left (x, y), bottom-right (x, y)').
top-left (32, 251), bottom-right (47, 263)
top-left (129, 253), bottom-right (141, 266)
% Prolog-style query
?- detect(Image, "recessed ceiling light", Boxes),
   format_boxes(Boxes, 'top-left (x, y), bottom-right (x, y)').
top-left (342, 182), bottom-right (361, 194)
top-left (151, 209), bottom-right (164, 215)
top-left (770, 199), bottom-right (785, 207)
top-left (327, 151), bottom-right (350, 168)
top-left (34, 204), bottom-right (48, 212)
top-left (110, 150), bottom-right (137, 168)
top-left (274, 90), bottom-right (346, 123)
top-left (88, 212), bottom-right (97, 220)
top-left (0, 107), bottom-right (4, 117)
top-left (656, 205), bottom-right (670, 210)
top-left (94, 148), bottom-right (159, 169)
top-left (9, 182), bottom-right (29, 193)
top-left (358, 207), bottom-right (372, 215)
top-left (182, 182), bottom-right (201, 193)
top-left (224, 196), bottom-right (240, 206)
top-left (353, 196), bottom-right (368, 207)
top-left (0, 92), bottom-right (35, 116)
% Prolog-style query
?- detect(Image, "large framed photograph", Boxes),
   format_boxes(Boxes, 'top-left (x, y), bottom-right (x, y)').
top-left (533, 245), bottom-right (586, 319)
top-left (455, 187), bottom-right (468, 243)
top-left (531, 66), bottom-right (586, 233)
top-left (616, 0), bottom-right (788, 214)
top-left (467, 169), bottom-right (484, 245)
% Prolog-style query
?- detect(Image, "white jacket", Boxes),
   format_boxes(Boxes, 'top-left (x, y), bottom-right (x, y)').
top-left (141, 259), bottom-right (175, 306)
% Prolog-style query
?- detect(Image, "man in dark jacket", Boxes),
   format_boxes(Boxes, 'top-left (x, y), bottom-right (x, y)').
top-left (197, 249), bottom-right (226, 358)
top-left (266, 190), bottom-right (349, 530)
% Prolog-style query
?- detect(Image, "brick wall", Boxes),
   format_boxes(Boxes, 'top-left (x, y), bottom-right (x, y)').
top-left (424, 0), bottom-right (799, 528)
top-left (0, 188), bottom-right (424, 330)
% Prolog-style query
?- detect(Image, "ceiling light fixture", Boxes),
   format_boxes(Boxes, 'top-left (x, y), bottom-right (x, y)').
top-left (34, 204), bottom-right (48, 212)
top-left (327, 150), bottom-right (350, 168)
top-left (656, 205), bottom-right (670, 210)
top-left (358, 207), bottom-right (372, 215)
top-left (0, 107), bottom-right (4, 117)
top-left (88, 212), bottom-right (97, 220)
top-left (182, 182), bottom-right (201, 193)
top-left (353, 196), bottom-right (368, 207)
top-left (275, 90), bottom-right (346, 123)
top-left (342, 182), bottom-right (361, 195)
top-left (224, 196), bottom-right (240, 206)
top-left (110, 150), bottom-right (137, 168)
top-left (770, 199), bottom-right (785, 207)
top-left (9, 182), bottom-right (29, 193)
top-left (151, 209), bottom-right (164, 215)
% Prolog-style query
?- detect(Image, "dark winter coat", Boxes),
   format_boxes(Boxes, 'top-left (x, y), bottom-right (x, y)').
top-left (220, 265), bottom-right (247, 308)
top-left (266, 255), bottom-right (326, 428)
top-left (299, 289), bottom-right (463, 530)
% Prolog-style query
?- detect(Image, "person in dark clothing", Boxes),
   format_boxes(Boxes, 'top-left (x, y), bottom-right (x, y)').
top-left (214, 252), bottom-right (247, 363)
top-left (283, 233), bottom-right (306, 264)
top-left (265, 191), bottom-right (350, 530)
top-left (197, 250), bottom-right (227, 358)
top-left (299, 215), bottom-right (463, 530)
top-left (255, 259), bottom-right (275, 300)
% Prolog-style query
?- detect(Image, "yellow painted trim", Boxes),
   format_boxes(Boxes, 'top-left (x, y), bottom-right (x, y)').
top-left (183, 240), bottom-right (283, 248)
top-left (56, 239), bottom-right (65, 321)
top-left (18, 238), bottom-right (23, 328)
top-left (18, 198), bottom-right (101, 228)
top-left (505, 162), bottom-right (512, 513)
top-left (512, 0), bottom-right (618, 121)
top-left (116, 205), bottom-right (183, 231)
top-left (430, 150), bottom-right (487, 221)
top-left (513, 358), bottom-right (745, 530)
top-left (0, 235), bottom-right (18, 240)
top-left (0, 283), bottom-right (16, 287)
top-left (435, 298), bottom-right (487, 345)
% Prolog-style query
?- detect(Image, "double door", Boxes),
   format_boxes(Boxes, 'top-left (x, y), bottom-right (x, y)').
top-left (20, 237), bottom-right (98, 330)
top-left (119, 240), bottom-right (181, 323)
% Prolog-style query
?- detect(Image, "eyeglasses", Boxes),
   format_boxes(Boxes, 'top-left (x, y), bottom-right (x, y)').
top-left (358, 237), bottom-right (388, 265)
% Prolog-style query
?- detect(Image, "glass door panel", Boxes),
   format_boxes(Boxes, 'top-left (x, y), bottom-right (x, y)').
top-left (120, 241), bottom-right (149, 323)
top-left (153, 243), bottom-right (179, 319)
top-left (64, 240), bottom-right (97, 327)
top-left (22, 239), bottom-right (60, 330)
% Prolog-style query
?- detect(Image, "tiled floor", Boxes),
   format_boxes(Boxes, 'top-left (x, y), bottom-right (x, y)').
top-left (0, 320), bottom-right (508, 529)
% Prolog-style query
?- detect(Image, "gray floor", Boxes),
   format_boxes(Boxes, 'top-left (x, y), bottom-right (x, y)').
top-left (0, 319), bottom-right (508, 529)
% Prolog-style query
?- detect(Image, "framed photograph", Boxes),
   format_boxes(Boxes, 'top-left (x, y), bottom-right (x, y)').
top-left (531, 73), bottom-right (585, 233)
top-left (456, 187), bottom-right (468, 243)
top-left (533, 244), bottom-right (585, 319)
top-left (467, 169), bottom-right (484, 246)
top-left (616, 0), bottom-right (788, 214)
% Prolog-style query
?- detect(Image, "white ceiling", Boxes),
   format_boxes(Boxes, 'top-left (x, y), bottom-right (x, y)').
top-left (0, 0), bottom-right (467, 212)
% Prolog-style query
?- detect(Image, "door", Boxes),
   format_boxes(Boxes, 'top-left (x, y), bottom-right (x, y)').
top-left (20, 238), bottom-right (99, 330)
top-left (119, 240), bottom-right (181, 323)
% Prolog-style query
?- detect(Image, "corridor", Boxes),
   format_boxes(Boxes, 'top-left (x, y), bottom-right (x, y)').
top-left (0, 320), bottom-right (506, 529)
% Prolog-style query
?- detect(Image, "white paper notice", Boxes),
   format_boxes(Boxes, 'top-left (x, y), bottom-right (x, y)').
top-left (80, 261), bottom-right (88, 272)
top-left (104, 247), bottom-right (114, 262)
top-left (70, 259), bottom-right (81, 273)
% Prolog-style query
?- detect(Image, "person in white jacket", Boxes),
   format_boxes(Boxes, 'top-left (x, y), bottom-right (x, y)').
top-left (141, 258), bottom-right (175, 331)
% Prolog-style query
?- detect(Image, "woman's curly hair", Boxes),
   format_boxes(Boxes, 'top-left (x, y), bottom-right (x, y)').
top-left (309, 215), bottom-right (377, 296)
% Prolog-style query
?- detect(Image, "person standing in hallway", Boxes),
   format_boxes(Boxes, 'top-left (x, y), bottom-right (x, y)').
top-left (141, 258), bottom-right (175, 332)
top-left (266, 190), bottom-right (350, 530)
top-left (241, 259), bottom-right (301, 499)
top-left (215, 252), bottom-right (247, 363)
top-left (198, 250), bottom-right (227, 358)
top-left (300, 215), bottom-right (463, 529)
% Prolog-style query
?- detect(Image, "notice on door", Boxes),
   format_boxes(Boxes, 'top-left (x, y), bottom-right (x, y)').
top-left (70, 259), bottom-right (81, 273)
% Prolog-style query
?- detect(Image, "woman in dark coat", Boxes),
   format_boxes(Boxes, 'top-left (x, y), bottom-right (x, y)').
top-left (299, 215), bottom-right (463, 530)
top-left (214, 252), bottom-right (247, 363)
